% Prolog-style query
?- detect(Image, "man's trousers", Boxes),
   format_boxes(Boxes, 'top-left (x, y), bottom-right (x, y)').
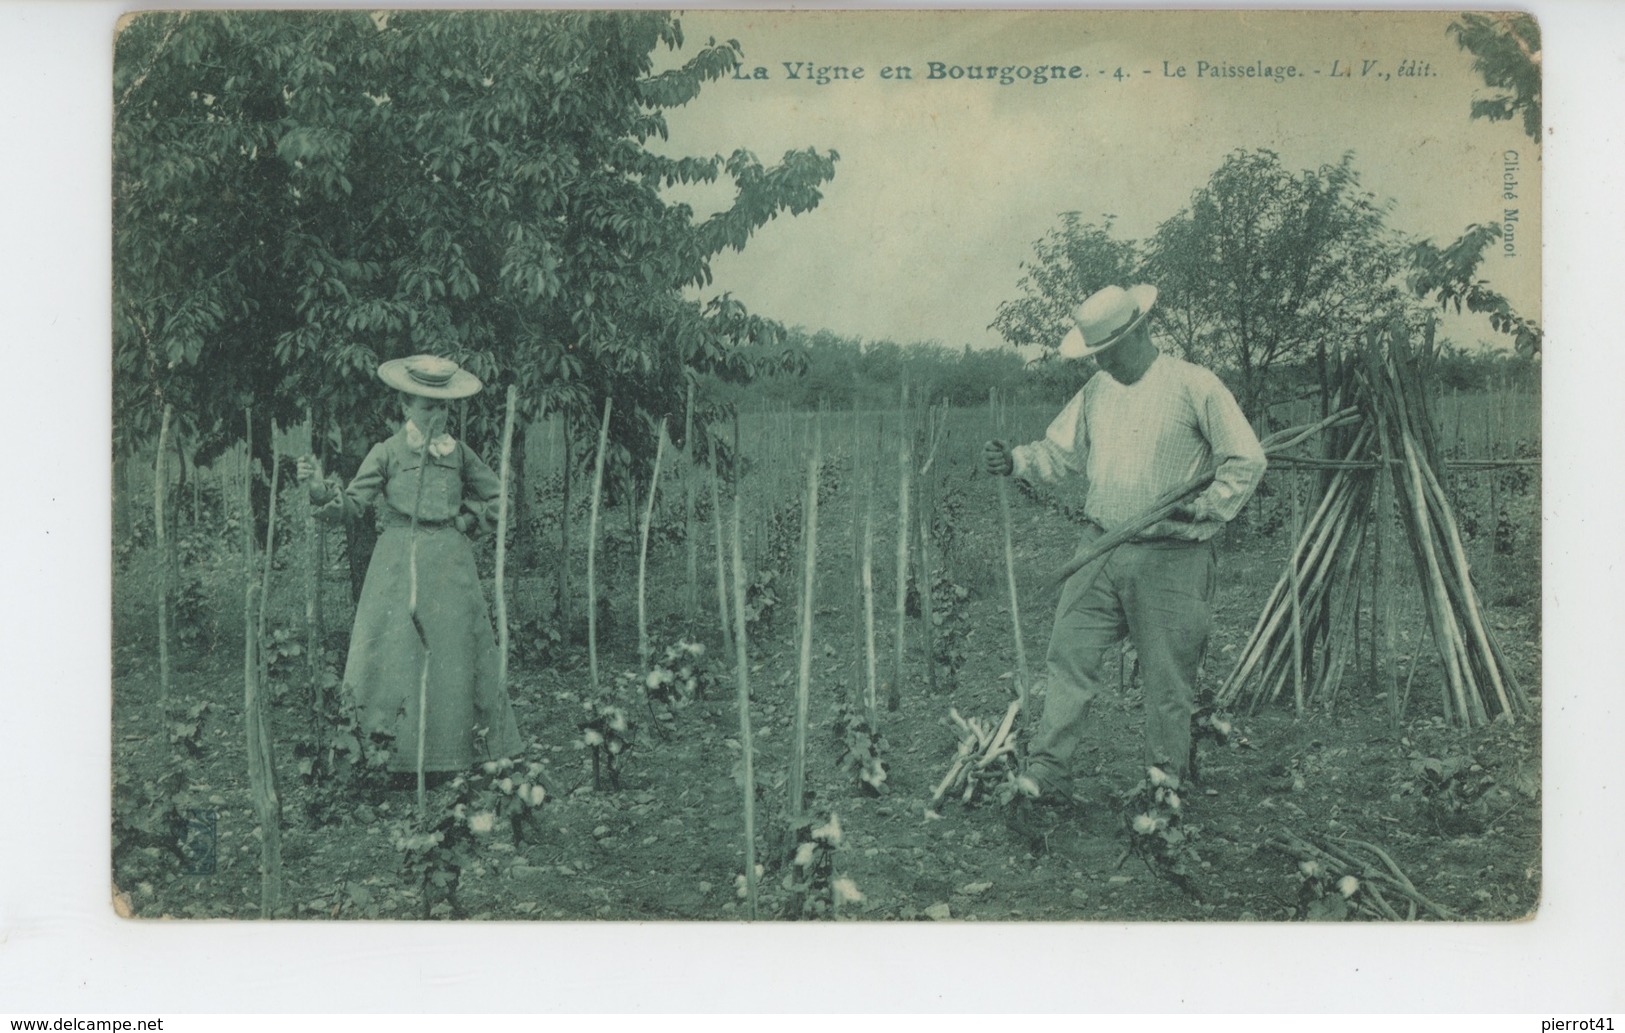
top-left (1025, 526), bottom-right (1217, 795)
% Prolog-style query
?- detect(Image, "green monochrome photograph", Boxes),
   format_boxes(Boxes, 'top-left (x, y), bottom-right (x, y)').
top-left (109, 8), bottom-right (1542, 924)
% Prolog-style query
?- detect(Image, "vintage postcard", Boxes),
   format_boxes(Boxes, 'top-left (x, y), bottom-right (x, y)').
top-left (110, 8), bottom-right (1541, 929)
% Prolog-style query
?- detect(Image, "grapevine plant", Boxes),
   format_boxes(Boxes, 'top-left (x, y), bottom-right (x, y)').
top-left (579, 691), bottom-right (635, 792)
top-left (1293, 859), bottom-right (1366, 921)
top-left (294, 679), bottom-right (395, 823)
top-left (645, 638), bottom-right (711, 706)
top-left (1186, 692), bottom-right (1243, 784)
top-left (390, 755), bottom-right (551, 919)
top-left (832, 701), bottom-right (889, 795)
top-left (1119, 765), bottom-right (1205, 898)
top-left (113, 699), bottom-right (221, 899)
top-left (781, 812), bottom-right (864, 919)
top-left (905, 569), bottom-right (973, 692)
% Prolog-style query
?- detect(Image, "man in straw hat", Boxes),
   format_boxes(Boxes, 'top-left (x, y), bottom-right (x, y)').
top-left (983, 284), bottom-right (1266, 839)
top-left (298, 354), bottom-right (522, 783)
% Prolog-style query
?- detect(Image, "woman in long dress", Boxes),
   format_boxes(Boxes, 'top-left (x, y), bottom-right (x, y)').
top-left (298, 354), bottom-right (522, 774)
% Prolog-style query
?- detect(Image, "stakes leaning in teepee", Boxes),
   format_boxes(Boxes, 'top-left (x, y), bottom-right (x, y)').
top-left (1215, 321), bottom-right (1529, 726)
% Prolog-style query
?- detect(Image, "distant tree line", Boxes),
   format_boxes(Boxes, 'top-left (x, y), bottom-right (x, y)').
top-left (705, 321), bottom-right (1536, 418)
top-left (702, 328), bottom-right (1087, 411)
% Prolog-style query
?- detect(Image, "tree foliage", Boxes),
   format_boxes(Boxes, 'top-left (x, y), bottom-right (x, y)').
top-left (989, 213), bottom-right (1140, 354)
top-left (1143, 150), bottom-right (1407, 415)
top-left (113, 10), bottom-right (837, 486)
top-left (1406, 225), bottom-right (1541, 358)
top-left (991, 155), bottom-right (1409, 418)
top-left (1408, 14), bottom-right (1542, 358)
top-left (1449, 13), bottom-right (1541, 144)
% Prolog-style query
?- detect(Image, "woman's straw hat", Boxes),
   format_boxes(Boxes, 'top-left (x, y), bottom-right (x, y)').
top-left (377, 354), bottom-right (483, 399)
top-left (1057, 284), bottom-right (1158, 359)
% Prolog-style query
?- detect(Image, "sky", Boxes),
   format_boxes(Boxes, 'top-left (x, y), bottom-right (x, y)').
top-left (650, 10), bottom-right (1539, 353)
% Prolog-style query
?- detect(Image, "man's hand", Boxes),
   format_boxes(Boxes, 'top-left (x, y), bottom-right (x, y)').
top-left (1167, 501), bottom-right (1201, 523)
top-left (983, 440), bottom-right (1014, 477)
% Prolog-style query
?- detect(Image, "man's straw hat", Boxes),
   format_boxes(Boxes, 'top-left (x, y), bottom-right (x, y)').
top-left (377, 354), bottom-right (483, 399)
top-left (1057, 284), bottom-right (1158, 359)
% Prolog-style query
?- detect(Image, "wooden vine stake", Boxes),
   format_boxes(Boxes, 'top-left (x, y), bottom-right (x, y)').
top-left (707, 435), bottom-right (734, 663)
top-left (862, 501), bottom-right (879, 731)
top-left (557, 413), bottom-right (572, 621)
top-left (789, 420), bottom-right (822, 821)
top-left (729, 483), bottom-right (760, 920)
top-left (889, 385), bottom-right (911, 713)
top-left (243, 410), bottom-right (283, 915)
top-left (241, 410), bottom-right (254, 563)
top-left (252, 426), bottom-right (285, 751)
top-left (915, 401), bottom-right (948, 694)
top-left (242, 581), bottom-right (282, 916)
top-left (684, 381), bottom-right (699, 619)
top-left (586, 397), bottom-right (613, 695)
top-left (915, 448), bottom-right (938, 694)
top-left (1288, 471), bottom-right (1306, 716)
top-left (1485, 396), bottom-right (1500, 591)
top-left (990, 388), bottom-right (1029, 707)
top-left (637, 418), bottom-right (668, 672)
top-left (403, 420), bottom-right (433, 814)
top-left (849, 405), bottom-right (865, 710)
top-left (302, 406), bottom-right (324, 716)
top-left (495, 386), bottom-right (520, 695)
top-left (258, 420), bottom-right (284, 695)
top-left (259, 421), bottom-right (282, 618)
top-left (1374, 443), bottom-right (1399, 722)
top-left (154, 402), bottom-right (173, 702)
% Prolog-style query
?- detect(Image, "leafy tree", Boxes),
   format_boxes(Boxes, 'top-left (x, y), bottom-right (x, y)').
top-left (989, 213), bottom-right (1140, 353)
top-left (1138, 213), bottom-right (1207, 364)
top-left (1406, 14), bottom-right (1541, 358)
top-left (113, 10), bottom-right (837, 537)
top-left (1450, 13), bottom-right (1541, 144)
top-left (1143, 150), bottom-right (1407, 417)
top-left (1406, 224), bottom-right (1542, 358)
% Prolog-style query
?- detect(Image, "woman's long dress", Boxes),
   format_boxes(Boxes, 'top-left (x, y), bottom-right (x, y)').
top-left (320, 425), bottom-right (523, 771)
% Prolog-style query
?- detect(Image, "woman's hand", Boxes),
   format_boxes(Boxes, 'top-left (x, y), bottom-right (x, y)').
top-left (297, 455), bottom-right (331, 503)
top-left (982, 439), bottom-right (1014, 477)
